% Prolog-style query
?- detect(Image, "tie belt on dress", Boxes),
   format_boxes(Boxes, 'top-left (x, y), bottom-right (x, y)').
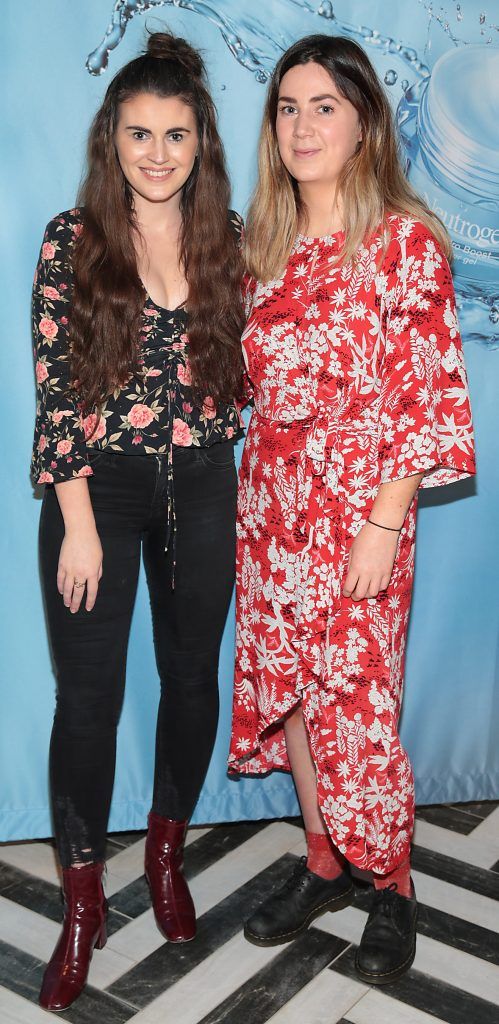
top-left (254, 408), bottom-right (379, 660)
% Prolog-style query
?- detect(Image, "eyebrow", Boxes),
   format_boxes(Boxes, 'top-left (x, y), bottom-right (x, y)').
top-left (124, 124), bottom-right (192, 132)
top-left (277, 93), bottom-right (340, 104)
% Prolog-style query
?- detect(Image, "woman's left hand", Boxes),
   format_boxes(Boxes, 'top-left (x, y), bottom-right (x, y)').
top-left (342, 521), bottom-right (399, 601)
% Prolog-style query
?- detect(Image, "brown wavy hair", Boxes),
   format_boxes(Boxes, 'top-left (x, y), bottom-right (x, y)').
top-left (246, 34), bottom-right (452, 281)
top-left (71, 31), bottom-right (244, 413)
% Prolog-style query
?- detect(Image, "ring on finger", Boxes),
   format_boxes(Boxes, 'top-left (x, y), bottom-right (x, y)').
top-left (73, 579), bottom-right (86, 588)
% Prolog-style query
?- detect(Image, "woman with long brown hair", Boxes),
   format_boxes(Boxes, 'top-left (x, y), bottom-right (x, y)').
top-left (32, 31), bottom-right (244, 1012)
top-left (229, 34), bottom-right (475, 983)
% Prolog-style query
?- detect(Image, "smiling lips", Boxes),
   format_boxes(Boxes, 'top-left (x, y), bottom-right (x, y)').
top-left (293, 148), bottom-right (321, 157)
top-left (140, 167), bottom-right (175, 179)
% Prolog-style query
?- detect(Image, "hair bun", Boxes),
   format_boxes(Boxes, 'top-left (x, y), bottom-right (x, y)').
top-left (146, 32), bottom-right (205, 80)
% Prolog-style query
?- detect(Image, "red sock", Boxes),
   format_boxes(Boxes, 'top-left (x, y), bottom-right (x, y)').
top-left (373, 856), bottom-right (412, 898)
top-left (306, 831), bottom-right (345, 879)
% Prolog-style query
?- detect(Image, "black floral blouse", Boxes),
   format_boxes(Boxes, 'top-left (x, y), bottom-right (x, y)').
top-left (31, 208), bottom-right (245, 484)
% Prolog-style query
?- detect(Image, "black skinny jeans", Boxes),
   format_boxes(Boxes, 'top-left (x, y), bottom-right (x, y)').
top-left (39, 444), bottom-right (237, 867)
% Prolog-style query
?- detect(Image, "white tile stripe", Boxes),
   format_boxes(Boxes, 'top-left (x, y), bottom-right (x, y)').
top-left (0, 985), bottom-right (72, 1024)
top-left (0, 896), bottom-right (137, 990)
top-left (129, 932), bottom-right (286, 1024)
top-left (346, 989), bottom-right (450, 1024)
top-left (413, 817), bottom-right (499, 871)
top-left (265, 970), bottom-right (367, 1024)
top-left (411, 869), bottom-right (499, 932)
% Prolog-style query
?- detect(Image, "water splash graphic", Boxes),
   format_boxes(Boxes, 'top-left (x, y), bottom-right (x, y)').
top-left (86, 1), bottom-right (499, 346)
top-left (86, 0), bottom-right (431, 88)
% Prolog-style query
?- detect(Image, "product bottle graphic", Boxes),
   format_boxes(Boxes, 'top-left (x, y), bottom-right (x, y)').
top-left (398, 45), bottom-right (499, 345)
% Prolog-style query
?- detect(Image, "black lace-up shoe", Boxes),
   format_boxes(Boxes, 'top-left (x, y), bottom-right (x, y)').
top-left (355, 882), bottom-right (418, 984)
top-left (244, 856), bottom-right (354, 946)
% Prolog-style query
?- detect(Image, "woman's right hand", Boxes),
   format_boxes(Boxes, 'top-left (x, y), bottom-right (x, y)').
top-left (57, 526), bottom-right (103, 613)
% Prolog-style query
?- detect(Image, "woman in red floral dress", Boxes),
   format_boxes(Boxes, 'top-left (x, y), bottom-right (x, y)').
top-left (229, 35), bottom-right (475, 982)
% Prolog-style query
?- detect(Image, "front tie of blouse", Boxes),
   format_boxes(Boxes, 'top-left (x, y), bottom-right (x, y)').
top-left (31, 208), bottom-right (244, 485)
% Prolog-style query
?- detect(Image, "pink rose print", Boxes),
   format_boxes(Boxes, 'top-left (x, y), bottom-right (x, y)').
top-left (177, 362), bottom-right (192, 386)
top-left (182, 401), bottom-right (193, 414)
top-left (41, 242), bottom-right (55, 260)
top-left (52, 409), bottom-right (73, 425)
top-left (38, 435), bottom-right (47, 452)
top-left (132, 434), bottom-right (143, 445)
top-left (56, 439), bottom-right (73, 455)
top-left (128, 404), bottom-right (155, 429)
top-left (226, 427), bottom-right (234, 439)
top-left (78, 465), bottom-right (93, 477)
top-left (144, 307), bottom-right (157, 317)
top-left (43, 286), bottom-right (60, 300)
top-left (202, 397), bottom-right (217, 420)
top-left (172, 418), bottom-right (193, 446)
top-left (38, 472), bottom-right (54, 483)
top-left (145, 368), bottom-right (161, 378)
top-left (36, 360), bottom-right (49, 383)
top-left (82, 413), bottom-right (107, 441)
top-left (60, 316), bottom-right (68, 326)
top-left (39, 317), bottom-right (58, 339)
top-left (73, 223), bottom-right (83, 238)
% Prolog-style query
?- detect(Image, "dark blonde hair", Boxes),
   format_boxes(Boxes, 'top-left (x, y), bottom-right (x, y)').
top-left (71, 31), bottom-right (244, 412)
top-left (246, 34), bottom-right (451, 281)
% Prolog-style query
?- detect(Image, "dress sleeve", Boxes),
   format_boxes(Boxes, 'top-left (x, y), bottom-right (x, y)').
top-left (378, 221), bottom-right (475, 489)
top-left (31, 215), bottom-right (92, 484)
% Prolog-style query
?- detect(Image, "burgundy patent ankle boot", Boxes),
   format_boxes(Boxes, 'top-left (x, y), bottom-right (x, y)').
top-left (145, 812), bottom-right (196, 942)
top-left (39, 861), bottom-right (107, 1011)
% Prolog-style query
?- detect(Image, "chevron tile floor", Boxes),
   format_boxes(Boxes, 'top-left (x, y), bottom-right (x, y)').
top-left (0, 802), bottom-right (498, 1023)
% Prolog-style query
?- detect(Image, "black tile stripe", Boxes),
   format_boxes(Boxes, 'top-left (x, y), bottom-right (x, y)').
top-left (0, 938), bottom-right (136, 1024)
top-left (107, 853), bottom-right (301, 1008)
top-left (353, 885), bottom-right (499, 964)
top-left (416, 805), bottom-right (482, 835)
top-left (0, 862), bottom-right (130, 937)
top-left (411, 845), bottom-right (499, 901)
top-left (197, 928), bottom-right (349, 1024)
top-left (330, 945), bottom-right (499, 1024)
top-left (452, 801), bottom-right (499, 820)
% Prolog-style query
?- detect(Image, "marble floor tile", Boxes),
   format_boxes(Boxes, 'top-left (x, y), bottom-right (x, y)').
top-left (264, 970), bottom-right (366, 1024)
top-left (0, 896), bottom-right (137, 990)
top-left (346, 989), bottom-right (455, 1024)
top-left (413, 818), bottom-right (498, 870)
top-left (129, 933), bottom-right (282, 1024)
top-left (331, 946), bottom-right (499, 1024)
top-left (196, 927), bottom-right (348, 1024)
top-left (0, 843), bottom-right (59, 886)
top-left (0, 983), bottom-right (71, 1023)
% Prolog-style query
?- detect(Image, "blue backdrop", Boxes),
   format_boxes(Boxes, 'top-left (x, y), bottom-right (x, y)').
top-left (1, 0), bottom-right (498, 841)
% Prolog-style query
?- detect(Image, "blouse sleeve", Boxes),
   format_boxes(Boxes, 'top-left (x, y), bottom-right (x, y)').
top-left (377, 220), bottom-right (475, 489)
top-left (31, 215), bottom-right (92, 484)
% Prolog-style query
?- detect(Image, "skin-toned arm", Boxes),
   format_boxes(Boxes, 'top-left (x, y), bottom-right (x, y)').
top-left (54, 479), bottom-right (103, 613)
top-left (343, 472), bottom-right (423, 601)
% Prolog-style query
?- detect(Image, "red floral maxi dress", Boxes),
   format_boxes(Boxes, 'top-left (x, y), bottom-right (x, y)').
top-left (228, 216), bottom-right (475, 874)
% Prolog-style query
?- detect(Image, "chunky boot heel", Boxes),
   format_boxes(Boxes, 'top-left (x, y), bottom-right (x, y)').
top-left (39, 861), bottom-right (107, 1012)
top-left (95, 920), bottom-right (108, 950)
top-left (145, 812), bottom-right (196, 942)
